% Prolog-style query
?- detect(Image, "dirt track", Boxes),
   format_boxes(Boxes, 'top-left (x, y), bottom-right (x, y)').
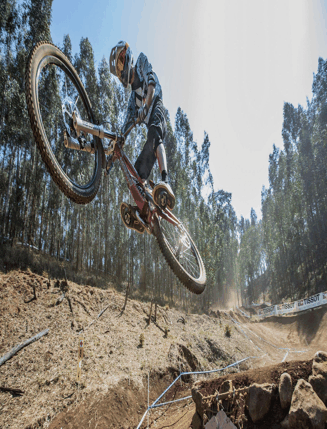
top-left (0, 270), bottom-right (326, 428)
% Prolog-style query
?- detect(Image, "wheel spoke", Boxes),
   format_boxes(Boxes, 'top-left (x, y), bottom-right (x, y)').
top-left (73, 94), bottom-right (80, 111)
top-left (36, 58), bottom-right (97, 187)
top-left (159, 218), bottom-right (201, 280)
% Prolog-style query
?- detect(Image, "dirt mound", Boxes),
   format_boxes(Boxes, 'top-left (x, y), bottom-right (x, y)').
top-left (191, 358), bottom-right (322, 429)
top-left (0, 270), bottom-right (260, 429)
top-left (259, 307), bottom-right (327, 347)
top-left (195, 359), bottom-right (313, 397)
top-left (48, 373), bottom-right (184, 429)
top-left (1, 269), bottom-right (326, 428)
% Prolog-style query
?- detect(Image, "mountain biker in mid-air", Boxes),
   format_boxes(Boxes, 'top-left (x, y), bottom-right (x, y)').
top-left (109, 41), bottom-right (175, 233)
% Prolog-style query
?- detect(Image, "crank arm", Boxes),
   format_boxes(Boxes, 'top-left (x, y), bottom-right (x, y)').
top-left (135, 211), bottom-right (151, 235)
top-left (153, 203), bottom-right (180, 227)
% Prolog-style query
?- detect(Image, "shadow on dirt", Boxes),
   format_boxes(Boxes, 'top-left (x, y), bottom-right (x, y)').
top-left (264, 306), bottom-right (327, 345)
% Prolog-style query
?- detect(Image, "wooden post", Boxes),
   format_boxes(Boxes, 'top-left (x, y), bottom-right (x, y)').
top-left (122, 283), bottom-right (129, 311)
top-left (0, 329), bottom-right (49, 367)
top-left (148, 301), bottom-right (153, 325)
top-left (154, 303), bottom-right (157, 323)
top-left (0, 386), bottom-right (24, 395)
top-left (76, 337), bottom-right (84, 384)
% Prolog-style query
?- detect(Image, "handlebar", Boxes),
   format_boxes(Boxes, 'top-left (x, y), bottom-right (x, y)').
top-left (72, 112), bottom-right (140, 146)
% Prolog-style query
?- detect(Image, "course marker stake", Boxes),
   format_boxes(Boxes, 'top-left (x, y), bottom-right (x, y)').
top-left (77, 337), bottom-right (84, 384)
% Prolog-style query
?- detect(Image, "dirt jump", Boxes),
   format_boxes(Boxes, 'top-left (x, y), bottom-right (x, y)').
top-left (0, 270), bottom-right (326, 428)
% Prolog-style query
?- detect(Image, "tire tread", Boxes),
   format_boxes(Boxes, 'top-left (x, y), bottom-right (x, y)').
top-left (153, 216), bottom-right (206, 295)
top-left (25, 41), bottom-right (102, 204)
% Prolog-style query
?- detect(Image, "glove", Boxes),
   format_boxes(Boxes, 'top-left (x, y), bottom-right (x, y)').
top-left (138, 104), bottom-right (148, 122)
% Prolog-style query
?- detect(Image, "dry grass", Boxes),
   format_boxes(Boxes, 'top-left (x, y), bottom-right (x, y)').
top-left (0, 269), bottom-right (260, 428)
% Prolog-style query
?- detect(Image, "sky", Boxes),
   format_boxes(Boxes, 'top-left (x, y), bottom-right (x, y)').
top-left (50, 0), bottom-right (327, 220)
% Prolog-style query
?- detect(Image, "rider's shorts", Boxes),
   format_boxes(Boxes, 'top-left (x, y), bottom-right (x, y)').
top-left (134, 99), bottom-right (167, 180)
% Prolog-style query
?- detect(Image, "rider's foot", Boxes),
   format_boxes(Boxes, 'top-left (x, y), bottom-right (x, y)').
top-left (153, 180), bottom-right (175, 210)
top-left (120, 202), bottom-right (145, 234)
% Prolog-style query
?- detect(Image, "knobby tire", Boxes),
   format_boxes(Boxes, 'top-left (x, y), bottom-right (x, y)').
top-left (153, 215), bottom-right (206, 294)
top-left (25, 41), bottom-right (102, 204)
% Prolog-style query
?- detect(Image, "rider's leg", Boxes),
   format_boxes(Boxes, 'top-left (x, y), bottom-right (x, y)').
top-left (156, 143), bottom-right (168, 182)
top-left (152, 133), bottom-right (175, 210)
top-left (135, 125), bottom-right (175, 209)
top-left (134, 126), bottom-right (157, 182)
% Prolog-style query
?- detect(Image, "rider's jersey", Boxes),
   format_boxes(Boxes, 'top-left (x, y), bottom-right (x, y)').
top-left (121, 53), bottom-right (163, 134)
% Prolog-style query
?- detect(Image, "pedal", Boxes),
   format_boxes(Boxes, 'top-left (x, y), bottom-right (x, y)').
top-left (120, 203), bottom-right (145, 234)
top-left (157, 189), bottom-right (168, 209)
top-left (153, 182), bottom-right (175, 210)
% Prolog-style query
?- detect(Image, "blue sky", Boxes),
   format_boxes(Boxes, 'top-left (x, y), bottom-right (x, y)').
top-left (51, 0), bottom-right (327, 220)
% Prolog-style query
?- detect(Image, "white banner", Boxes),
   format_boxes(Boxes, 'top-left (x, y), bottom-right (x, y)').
top-left (277, 301), bottom-right (296, 315)
top-left (296, 293), bottom-right (321, 312)
top-left (259, 305), bottom-right (277, 318)
top-left (257, 291), bottom-right (327, 319)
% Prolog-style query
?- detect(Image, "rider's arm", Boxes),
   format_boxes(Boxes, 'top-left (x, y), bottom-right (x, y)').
top-left (139, 53), bottom-right (156, 94)
top-left (145, 84), bottom-right (155, 111)
top-left (122, 91), bottom-right (137, 135)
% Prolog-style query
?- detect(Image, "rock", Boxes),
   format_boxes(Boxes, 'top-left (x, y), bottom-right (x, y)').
top-left (205, 410), bottom-right (237, 428)
top-left (309, 350), bottom-right (327, 405)
top-left (288, 379), bottom-right (327, 429)
top-left (280, 414), bottom-right (290, 428)
top-left (246, 383), bottom-right (273, 423)
top-left (219, 380), bottom-right (232, 410)
top-left (309, 374), bottom-right (327, 405)
top-left (191, 411), bottom-right (202, 429)
top-left (279, 373), bottom-right (292, 410)
top-left (215, 410), bottom-right (237, 428)
top-left (313, 351), bottom-right (327, 363)
top-left (192, 385), bottom-right (205, 419)
top-left (205, 415), bottom-right (218, 429)
top-left (312, 360), bottom-right (327, 378)
top-left (312, 352), bottom-right (327, 378)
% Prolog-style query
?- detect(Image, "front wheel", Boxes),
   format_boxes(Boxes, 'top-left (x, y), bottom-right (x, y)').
top-left (153, 215), bottom-right (206, 294)
top-left (25, 42), bottom-right (102, 204)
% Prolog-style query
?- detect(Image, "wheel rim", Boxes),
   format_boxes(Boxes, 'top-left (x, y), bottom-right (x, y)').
top-left (35, 55), bottom-right (98, 188)
top-left (159, 219), bottom-right (203, 281)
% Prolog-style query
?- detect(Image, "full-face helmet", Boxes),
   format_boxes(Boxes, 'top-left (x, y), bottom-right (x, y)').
top-left (110, 41), bottom-right (134, 88)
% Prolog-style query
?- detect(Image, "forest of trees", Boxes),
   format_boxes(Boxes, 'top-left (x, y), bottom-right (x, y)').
top-left (237, 61), bottom-right (327, 304)
top-left (1, 0), bottom-right (326, 310)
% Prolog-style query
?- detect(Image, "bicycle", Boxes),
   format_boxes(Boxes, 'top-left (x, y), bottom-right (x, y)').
top-left (25, 42), bottom-right (206, 294)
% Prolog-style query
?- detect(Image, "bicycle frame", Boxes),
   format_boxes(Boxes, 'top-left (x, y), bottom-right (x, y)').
top-left (68, 114), bottom-right (181, 232)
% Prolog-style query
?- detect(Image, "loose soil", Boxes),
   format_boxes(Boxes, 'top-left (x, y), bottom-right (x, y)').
top-left (194, 359), bottom-right (314, 429)
top-left (0, 270), bottom-right (326, 428)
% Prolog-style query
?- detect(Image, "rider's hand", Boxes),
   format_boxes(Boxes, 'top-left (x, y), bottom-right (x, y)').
top-left (138, 104), bottom-right (148, 122)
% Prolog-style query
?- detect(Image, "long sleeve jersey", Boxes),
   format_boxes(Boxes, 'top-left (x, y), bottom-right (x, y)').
top-left (121, 52), bottom-right (163, 135)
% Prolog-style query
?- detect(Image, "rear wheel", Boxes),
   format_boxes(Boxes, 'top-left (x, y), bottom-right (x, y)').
top-left (153, 215), bottom-right (206, 294)
top-left (25, 42), bottom-right (102, 204)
